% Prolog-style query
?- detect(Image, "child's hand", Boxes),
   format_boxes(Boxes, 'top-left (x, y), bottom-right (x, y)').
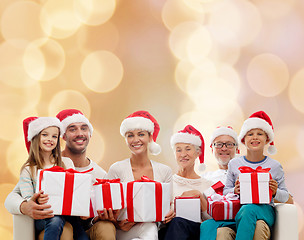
top-left (117, 219), bottom-right (136, 231)
top-left (37, 192), bottom-right (49, 205)
top-left (269, 179), bottom-right (278, 196)
top-left (234, 179), bottom-right (240, 194)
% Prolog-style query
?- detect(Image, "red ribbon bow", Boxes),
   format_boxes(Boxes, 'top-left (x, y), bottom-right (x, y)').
top-left (127, 176), bottom-right (163, 222)
top-left (93, 178), bottom-right (124, 210)
top-left (38, 166), bottom-right (93, 216)
top-left (238, 166), bottom-right (272, 204)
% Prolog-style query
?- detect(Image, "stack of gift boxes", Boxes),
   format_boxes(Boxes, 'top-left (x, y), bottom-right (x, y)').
top-left (36, 166), bottom-right (273, 222)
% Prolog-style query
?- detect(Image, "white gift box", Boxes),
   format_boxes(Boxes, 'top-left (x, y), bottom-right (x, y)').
top-left (175, 197), bottom-right (201, 222)
top-left (239, 172), bottom-right (271, 204)
top-left (36, 167), bottom-right (92, 216)
top-left (94, 181), bottom-right (124, 211)
top-left (118, 180), bottom-right (171, 222)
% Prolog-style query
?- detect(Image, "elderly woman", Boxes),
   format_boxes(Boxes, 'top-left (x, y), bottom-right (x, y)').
top-left (159, 125), bottom-right (213, 240)
top-left (107, 110), bottom-right (173, 240)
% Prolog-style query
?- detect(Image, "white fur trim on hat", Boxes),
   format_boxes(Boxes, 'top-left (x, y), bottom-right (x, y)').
top-left (149, 141), bottom-right (161, 155)
top-left (61, 113), bottom-right (93, 136)
top-left (170, 132), bottom-right (202, 148)
top-left (238, 117), bottom-right (274, 144)
top-left (210, 127), bottom-right (238, 146)
top-left (120, 117), bottom-right (154, 137)
top-left (28, 117), bottom-right (62, 141)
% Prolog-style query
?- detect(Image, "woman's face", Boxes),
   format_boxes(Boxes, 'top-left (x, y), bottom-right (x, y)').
top-left (125, 129), bottom-right (152, 155)
top-left (175, 143), bottom-right (198, 170)
top-left (39, 126), bottom-right (59, 153)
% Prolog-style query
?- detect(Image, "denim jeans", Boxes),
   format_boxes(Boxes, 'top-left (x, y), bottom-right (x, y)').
top-left (35, 216), bottom-right (89, 240)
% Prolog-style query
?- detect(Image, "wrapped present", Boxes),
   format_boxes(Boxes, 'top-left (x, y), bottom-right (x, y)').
top-left (36, 166), bottom-right (92, 216)
top-left (203, 181), bottom-right (225, 197)
top-left (93, 178), bottom-right (124, 213)
top-left (207, 193), bottom-right (240, 221)
top-left (239, 166), bottom-right (273, 204)
top-left (120, 176), bottom-right (171, 222)
top-left (175, 196), bottom-right (201, 223)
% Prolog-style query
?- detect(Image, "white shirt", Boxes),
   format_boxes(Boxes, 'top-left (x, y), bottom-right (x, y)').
top-left (202, 169), bottom-right (228, 185)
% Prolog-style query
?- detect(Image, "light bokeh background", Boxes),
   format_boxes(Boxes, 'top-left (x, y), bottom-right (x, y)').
top-left (0, 0), bottom-right (303, 238)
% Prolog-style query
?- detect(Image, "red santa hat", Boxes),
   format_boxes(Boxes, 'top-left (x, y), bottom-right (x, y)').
top-left (238, 111), bottom-right (277, 155)
top-left (209, 126), bottom-right (238, 147)
top-left (170, 125), bottom-right (205, 171)
top-left (120, 110), bottom-right (161, 155)
top-left (56, 109), bottom-right (93, 136)
top-left (23, 116), bottom-right (62, 152)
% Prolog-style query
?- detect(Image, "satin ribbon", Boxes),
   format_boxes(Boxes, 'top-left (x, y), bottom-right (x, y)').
top-left (93, 178), bottom-right (125, 209)
top-left (38, 166), bottom-right (93, 215)
top-left (126, 176), bottom-right (162, 222)
top-left (238, 166), bottom-right (272, 203)
top-left (208, 193), bottom-right (240, 220)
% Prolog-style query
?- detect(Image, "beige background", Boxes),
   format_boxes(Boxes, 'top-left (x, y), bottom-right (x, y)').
top-left (0, 0), bottom-right (303, 238)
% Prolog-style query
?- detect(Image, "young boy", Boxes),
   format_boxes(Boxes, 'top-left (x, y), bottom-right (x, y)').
top-left (223, 111), bottom-right (290, 240)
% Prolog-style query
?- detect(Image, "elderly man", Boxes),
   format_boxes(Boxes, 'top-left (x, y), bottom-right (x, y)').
top-left (202, 126), bottom-right (271, 240)
top-left (5, 109), bottom-right (116, 240)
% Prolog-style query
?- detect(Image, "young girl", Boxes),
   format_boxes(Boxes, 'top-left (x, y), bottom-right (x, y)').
top-left (222, 111), bottom-right (290, 240)
top-left (19, 116), bottom-right (88, 240)
top-left (106, 110), bottom-right (173, 240)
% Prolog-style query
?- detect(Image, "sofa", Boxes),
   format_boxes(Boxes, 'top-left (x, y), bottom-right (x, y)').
top-left (13, 203), bottom-right (298, 240)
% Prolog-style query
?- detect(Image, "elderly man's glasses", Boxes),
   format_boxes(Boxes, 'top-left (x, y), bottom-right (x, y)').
top-left (213, 142), bottom-right (236, 149)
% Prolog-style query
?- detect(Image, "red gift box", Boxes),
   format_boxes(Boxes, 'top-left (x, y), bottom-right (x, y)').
top-left (238, 166), bottom-right (273, 204)
top-left (207, 193), bottom-right (240, 221)
top-left (203, 181), bottom-right (225, 197)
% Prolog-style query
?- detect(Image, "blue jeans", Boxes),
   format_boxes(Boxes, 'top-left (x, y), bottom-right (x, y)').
top-left (161, 217), bottom-right (201, 240)
top-left (35, 216), bottom-right (89, 240)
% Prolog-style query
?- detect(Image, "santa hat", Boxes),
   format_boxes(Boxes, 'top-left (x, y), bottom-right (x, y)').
top-left (170, 125), bottom-right (205, 171)
top-left (120, 110), bottom-right (161, 155)
top-left (23, 117), bottom-right (62, 152)
top-left (56, 109), bottom-right (93, 136)
top-left (238, 111), bottom-right (277, 155)
top-left (210, 126), bottom-right (238, 147)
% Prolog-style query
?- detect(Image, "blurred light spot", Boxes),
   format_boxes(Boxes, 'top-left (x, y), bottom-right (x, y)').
top-left (0, 226), bottom-right (13, 239)
top-left (209, 43), bottom-right (240, 65)
top-left (0, 182), bottom-right (15, 226)
top-left (169, 21), bottom-right (204, 60)
top-left (81, 51), bottom-right (123, 93)
top-left (297, 126), bottom-right (304, 159)
top-left (87, 129), bottom-right (105, 165)
top-left (208, 0), bottom-right (261, 47)
top-left (0, 41), bottom-right (37, 88)
top-left (23, 38), bottom-right (65, 81)
top-left (76, 22), bottom-right (119, 54)
top-left (48, 90), bottom-right (91, 118)
top-left (187, 26), bottom-right (213, 64)
top-left (254, 0), bottom-right (296, 19)
top-left (289, 69), bottom-right (304, 114)
top-left (275, 124), bottom-right (301, 171)
top-left (174, 60), bottom-right (195, 93)
top-left (7, 137), bottom-right (28, 180)
top-left (182, 0), bottom-right (213, 13)
top-left (40, 0), bottom-right (82, 39)
top-left (162, 0), bottom-right (205, 31)
top-left (218, 64), bottom-right (241, 95)
top-left (247, 53), bottom-right (289, 97)
top-left (1, 1), bottom-right (46, 48)
top-left (74, 0), bottom-right (116, 26)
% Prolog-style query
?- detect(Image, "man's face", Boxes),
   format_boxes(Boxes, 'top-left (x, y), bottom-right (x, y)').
top-left (212, 135), bottom-right (237, 166)
top-left (63, 122), bottom-right (90, 154)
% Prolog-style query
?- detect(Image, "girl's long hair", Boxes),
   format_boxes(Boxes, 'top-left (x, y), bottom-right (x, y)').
top-left (21, 128), bottom-right (65, 178)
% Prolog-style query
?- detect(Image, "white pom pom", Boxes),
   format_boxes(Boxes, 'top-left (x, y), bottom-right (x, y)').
top-left (198, 163), bottom-right (206, 172)
top-left (149, 141), bottom-right (161, 155)
top-left (267, 145), bottom-right (277, 155)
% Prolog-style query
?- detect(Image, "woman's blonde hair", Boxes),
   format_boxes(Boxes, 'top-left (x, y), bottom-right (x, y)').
top-left (21, 128), bottom-right (65, 177)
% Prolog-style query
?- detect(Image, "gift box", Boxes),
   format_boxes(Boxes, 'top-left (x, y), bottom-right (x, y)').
top-left (36, 166), bottom-right (92, 216)
top-left (175, 197), bottom-right (201, 223)
top-left (207, 193), bottom-right (240, 221)
top-left (93, 178), bottom-right (124, 212)
top-left (238, 166), bottom-right (273, 204)
top-left (203, 181), bottom-right (225, 197)
top-left (118, 176), bottom-right (171, 222)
